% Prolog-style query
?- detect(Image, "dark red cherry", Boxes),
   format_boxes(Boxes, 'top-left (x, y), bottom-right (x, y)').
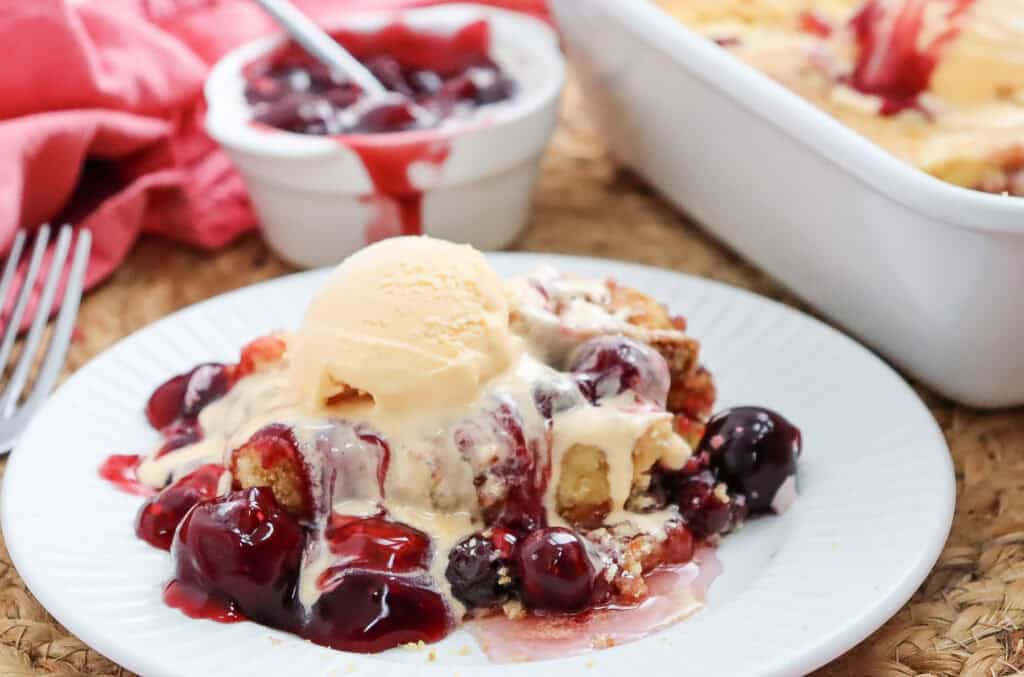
top-left (516, 527), bottom-right (595, 612)
top-left (350, 100), bottom-right (420, 134)
top-left (324, 85), bottom-right (362, 110)
top-left (569, 336), bottom-right (670, 406)
top-left (587, 568), bottom-right (614, 607)
top-left (445, 528), bottom-right (518, 608)
top-left (171, 487), bottom-right (304, 627)
top-left (254, 92), bottom-right (332, 134)
top-left (698, 407), bottom-right (801, 513)
top-left (324, 515), bottom-right (430, 573)
top-left (408, 69), bottom-right (443, 96)
top-left (300, 62), bottom-right (344, 94)
top-left (364, 55), bottom-right (414, 97)
top-left (305, 571), bottom-right (451, 653)
top-left (439, 73), bottom-right (478, 101)
top-left (467, 65), bottom-right (516, 105)
top-left (145, 373), bottom-right (189, 430)
top-left (146, 363), bottom-right (230, 430)
top-left (674, 470), bottom-right (733, 538)
top-left (245, 72), bottom-right (287, 104)
top-left (136, 464), bottom-right (224, 551)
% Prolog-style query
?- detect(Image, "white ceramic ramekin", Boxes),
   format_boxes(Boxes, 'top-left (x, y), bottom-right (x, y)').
top-left (551, 0), bottom-right (1024, 408)
top-left (205, 4), bottom-right (563, 269)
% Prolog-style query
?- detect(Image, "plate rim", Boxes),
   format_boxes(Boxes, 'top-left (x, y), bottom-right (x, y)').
top-left (2, 252), bottom-right (955, 677)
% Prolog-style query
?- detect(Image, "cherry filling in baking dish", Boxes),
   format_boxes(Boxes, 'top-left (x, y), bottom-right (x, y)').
top-left (102, 266), bottom-right (801, 659)
top-left (243, 20), bottom-right (516, 136)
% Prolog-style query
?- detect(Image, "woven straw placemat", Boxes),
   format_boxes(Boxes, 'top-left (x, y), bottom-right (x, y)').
top-left (0, 81), bottom-right (1019, 677)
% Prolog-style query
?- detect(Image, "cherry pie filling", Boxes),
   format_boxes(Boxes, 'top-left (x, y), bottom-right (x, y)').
top-left (244, 20), bottom-right (516, 136)
top-left (105, 272), bottom-right (801, 657)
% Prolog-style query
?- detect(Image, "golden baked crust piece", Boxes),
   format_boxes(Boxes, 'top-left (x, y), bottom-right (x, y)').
top-left (555, 419), bottom-right (691, 530)
top-left (232, 447), bottom-right (307, 514)
top-left (229, 425), bottom-right (311, 518)
top-left (607, 282), bottom-right (683, 332)
top-left (557, 444), bottom-right (612, 528)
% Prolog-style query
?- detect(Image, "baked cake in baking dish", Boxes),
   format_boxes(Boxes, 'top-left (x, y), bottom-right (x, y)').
top-left (658, 0), bottom-right (1024, 196)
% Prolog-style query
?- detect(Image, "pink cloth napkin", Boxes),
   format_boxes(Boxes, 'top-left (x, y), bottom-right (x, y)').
top-left (0, 0), bottom-right (550, 324)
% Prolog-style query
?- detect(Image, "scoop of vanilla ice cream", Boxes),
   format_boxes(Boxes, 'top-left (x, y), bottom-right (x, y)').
top-left (290, 236), bottom-right (521, 414)
top-left (929, 0), bottom-right (1024, 105)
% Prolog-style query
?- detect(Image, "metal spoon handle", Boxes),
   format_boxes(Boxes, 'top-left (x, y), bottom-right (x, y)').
top-left (252, 0), bottom-right (388, 97)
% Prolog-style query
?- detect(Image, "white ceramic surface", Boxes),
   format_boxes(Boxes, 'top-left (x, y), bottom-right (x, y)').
top-left (206, 5), bottom-right (563, 268)
top-left (550, 0), bottom-right (1024, 409)
top-left (3, 254), bottom-right (953, 677)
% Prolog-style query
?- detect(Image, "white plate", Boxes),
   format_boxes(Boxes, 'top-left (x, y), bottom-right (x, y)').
top-left (2, 254), bottom-right (954, 677)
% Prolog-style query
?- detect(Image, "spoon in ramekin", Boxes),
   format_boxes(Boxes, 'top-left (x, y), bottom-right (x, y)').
top-left (251, 0), bottom-right (438, 128)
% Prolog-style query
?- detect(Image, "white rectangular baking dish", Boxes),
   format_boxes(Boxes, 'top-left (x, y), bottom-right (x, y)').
top-left (550, 0), bottom-right (1024, 409)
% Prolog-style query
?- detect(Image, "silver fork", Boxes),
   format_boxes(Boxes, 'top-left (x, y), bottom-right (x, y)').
top-left (0, 225), bottom-right (91, 453)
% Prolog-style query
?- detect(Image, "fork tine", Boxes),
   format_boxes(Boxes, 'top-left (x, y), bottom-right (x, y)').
top-left (0, 225), bottom-right (50, 372)
top-left (15, 229), bottom-right (90, 423)
top-left (0, 230), bottom-right (27, 308)
top-left (0, 225), bottom-right (73, 415)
